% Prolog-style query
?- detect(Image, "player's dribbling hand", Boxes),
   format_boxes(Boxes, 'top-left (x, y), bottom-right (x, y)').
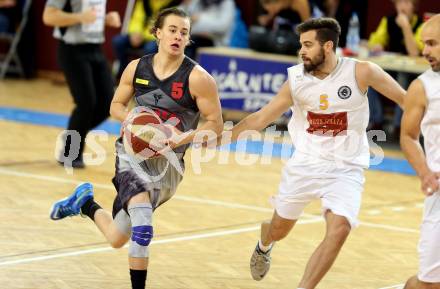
top-left (421, 171), bottom-right (440, 196)
top-left (159, 125), bottom-right (184, 149)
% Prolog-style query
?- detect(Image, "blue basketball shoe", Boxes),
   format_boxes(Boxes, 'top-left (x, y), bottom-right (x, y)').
top-left (50, 182), bottom-right (94, 220)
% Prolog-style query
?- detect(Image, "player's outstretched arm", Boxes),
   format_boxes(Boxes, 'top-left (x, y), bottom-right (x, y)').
top-left (110, 59), bottom-right (139, 123)
top-left (400, 79), bottom-right (438, 195)
top-left (227, 80), bottom-right (293, 144)
top-left (356, 61), bottom-right (405, 107)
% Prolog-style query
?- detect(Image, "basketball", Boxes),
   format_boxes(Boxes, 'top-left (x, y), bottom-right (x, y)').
top-left (122, 111), bottom-right (173, 159)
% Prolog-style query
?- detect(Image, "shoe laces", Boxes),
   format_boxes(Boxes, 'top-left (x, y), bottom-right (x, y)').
top-left (254, 250), bottom-right (270, 266)
top-left (59, 205), bottom-right (77, 217)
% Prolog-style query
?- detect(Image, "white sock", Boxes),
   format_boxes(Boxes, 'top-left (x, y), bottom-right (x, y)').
top-left (258, 240), bottom-right (273, 252)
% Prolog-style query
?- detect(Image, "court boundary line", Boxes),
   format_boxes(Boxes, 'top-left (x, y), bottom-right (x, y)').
top-left (0, 218), bottom-right (323, 267)
top-left (0, 167), bottom-right (421, 233)
top-left (0, 167), bottom-right (422, 288)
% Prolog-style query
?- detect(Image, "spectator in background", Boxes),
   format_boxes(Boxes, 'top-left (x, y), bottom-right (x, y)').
top-left (43, 0), bottom-right (121, 168)
top-left (369, 0), bottom-right (423, 56)
top-left (258, 0), bottom-right (310, 31)
top-left (248, 0), bottom-right (310, 55)
top-left (180, 0), bottom-right (235, 60)
top-left (311, 0), bottom-right (363, 48)
top-left (0, 0), bottom-right (17, 33)
top-left (112, 0), bottom-right (182, 79)
top-left (367, 0), bottom-right (423, 137)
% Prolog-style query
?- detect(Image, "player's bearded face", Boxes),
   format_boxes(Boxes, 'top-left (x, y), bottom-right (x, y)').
top-left (303, 46), bottom-right (326, 72)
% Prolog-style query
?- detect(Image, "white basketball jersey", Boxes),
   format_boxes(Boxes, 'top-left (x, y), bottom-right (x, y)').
top-left (287, 57), bottom-right (370, 167)
top-left (420, 69), bottom-right (440, 172)
top-left (419, 69), bottom-right (440, 223)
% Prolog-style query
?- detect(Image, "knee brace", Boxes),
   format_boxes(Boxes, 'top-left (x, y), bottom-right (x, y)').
top-left (128, 203), bottom-right (153, 258)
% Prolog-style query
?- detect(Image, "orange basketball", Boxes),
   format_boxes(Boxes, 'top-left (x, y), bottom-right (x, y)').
top-left (122, 111), bottom-right (172, 159)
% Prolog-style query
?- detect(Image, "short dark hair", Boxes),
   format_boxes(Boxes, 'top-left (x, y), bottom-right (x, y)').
top-left (150, 7), bottom-right (190, 37)
top-left (296, 18), bottom-right (341, 51)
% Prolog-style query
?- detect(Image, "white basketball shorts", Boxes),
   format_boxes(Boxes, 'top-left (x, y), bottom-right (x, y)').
top-left (271, 156), bottom-right (365, 228)
top-left (418, 193), bottom-right (440, 282)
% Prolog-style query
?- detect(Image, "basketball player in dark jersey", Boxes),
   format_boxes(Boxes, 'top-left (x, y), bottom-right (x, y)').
top-left (49, 8), bottom-right (223, 289)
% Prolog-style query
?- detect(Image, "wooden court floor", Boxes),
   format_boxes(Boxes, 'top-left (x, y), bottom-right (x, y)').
top-left (0, 79), bottom-right (426, 289)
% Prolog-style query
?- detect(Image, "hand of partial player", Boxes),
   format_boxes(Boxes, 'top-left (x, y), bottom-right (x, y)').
top-left (105, 11), bottom-right (121, 28)
top-left (80, 8), bottom-right (97, 24)
top-left (420, 171), bottom-right (440, 196)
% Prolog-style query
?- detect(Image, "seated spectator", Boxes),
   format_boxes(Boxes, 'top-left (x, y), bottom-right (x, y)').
top-left (180, 0), bottom-right (235, 60)
top-left (367, 0), bottom-right (423, 138)
top-left (248, 0), bottom-right (310, 55)
top-left (258, 0), bottom-right (310, 31)
top-left (368, 0), bottom-right (423, 56)
top-left (112, 0), bottom-right (181, 79)
top-left (0, 0), bottom-right (17, 33)
top-left (312, 0), bottom-right (362, 48)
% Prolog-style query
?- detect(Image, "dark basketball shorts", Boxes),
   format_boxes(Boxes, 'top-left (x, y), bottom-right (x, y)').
top-left (111, 139), bottom-right (184, 235)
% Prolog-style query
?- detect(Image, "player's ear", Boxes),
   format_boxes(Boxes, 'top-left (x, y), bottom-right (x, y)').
top-left (324, 40), bottom-right (333, 53)
top-left (156, 28), bottom-right (163, 41)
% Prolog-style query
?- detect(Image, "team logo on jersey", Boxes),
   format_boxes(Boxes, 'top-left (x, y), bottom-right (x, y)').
top-left (338, 86), bottom-right (352, 99)
top-left (153, 93), bottom-right (162, 105)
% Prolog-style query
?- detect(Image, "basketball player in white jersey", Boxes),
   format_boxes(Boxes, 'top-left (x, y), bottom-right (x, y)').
top-left (222, 18), bottom-right (405, 288)
top-left (401, 14), bottom-right (440, 289)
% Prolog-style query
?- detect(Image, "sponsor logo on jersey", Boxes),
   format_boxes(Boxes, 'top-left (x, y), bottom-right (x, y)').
top-left (135, 78), bottom-right (149, 86)
top-left (306, 111), bottom-right (348, 136)
top-left (338, 86), bottom-right (351, 99)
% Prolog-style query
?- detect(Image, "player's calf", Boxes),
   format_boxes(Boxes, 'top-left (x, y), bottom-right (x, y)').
top-left (127, 202), bottom-right (153, 289)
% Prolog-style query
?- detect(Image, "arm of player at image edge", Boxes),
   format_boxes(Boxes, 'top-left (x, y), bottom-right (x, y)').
top-left (211, 80), bottom-right (294, 147)
top-left (356, 61), bottom-right (405, 108)
top-left (400, 79), bottom-right (439, 196)
top-left (109, 59), bottom-right (139, 124)
top-left (169, 66), bottom-right (225, 149)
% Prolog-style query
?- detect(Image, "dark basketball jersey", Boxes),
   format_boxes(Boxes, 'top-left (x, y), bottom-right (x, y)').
top-left (133, 54), bottom-right (200, 153)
